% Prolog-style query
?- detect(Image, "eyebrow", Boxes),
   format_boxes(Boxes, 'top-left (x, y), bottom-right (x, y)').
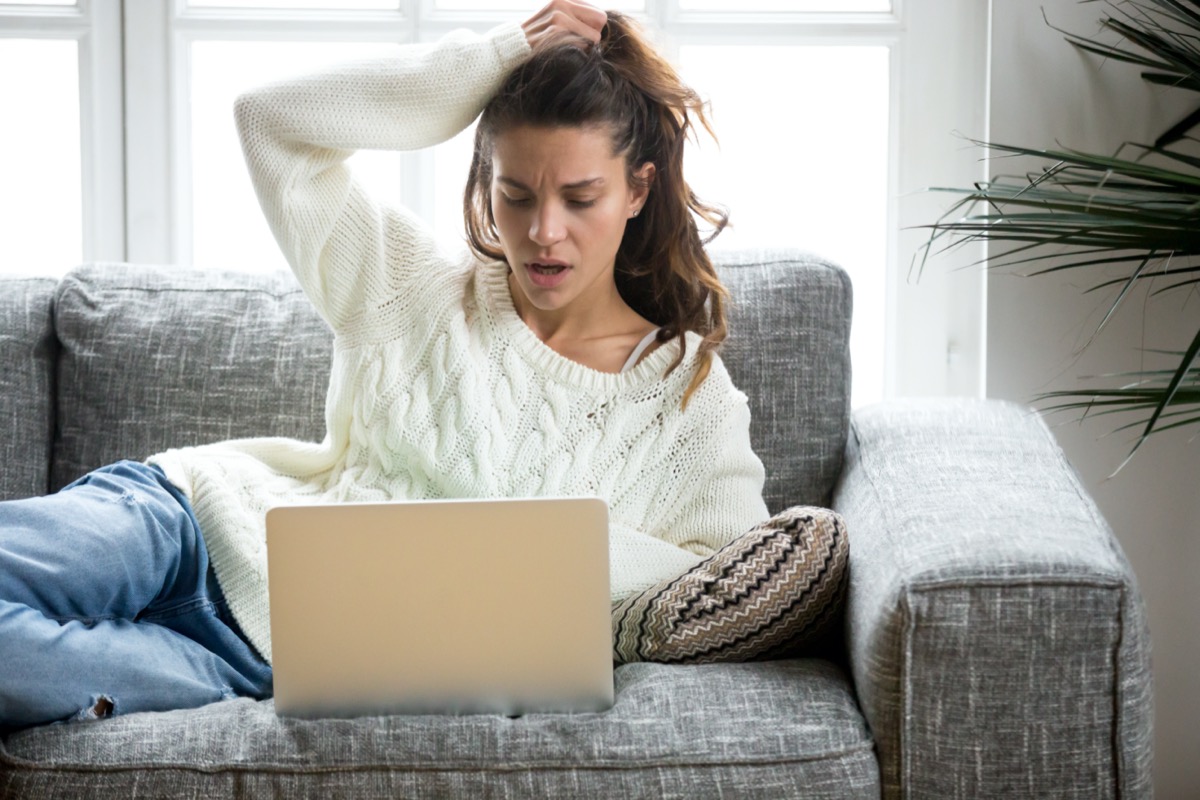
top-left (497, 177), bottom-right (605, 192)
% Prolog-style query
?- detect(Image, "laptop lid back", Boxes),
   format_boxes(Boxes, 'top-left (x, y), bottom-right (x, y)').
top-left (266, 497), bottom-right (613, 718)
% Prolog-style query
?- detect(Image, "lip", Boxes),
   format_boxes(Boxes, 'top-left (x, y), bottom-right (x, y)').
top-left (523, 259), bottom-right (572, 289)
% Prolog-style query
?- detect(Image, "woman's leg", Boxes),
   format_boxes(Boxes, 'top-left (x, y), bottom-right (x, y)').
top-left (0, 461), bottom-right (271, 728)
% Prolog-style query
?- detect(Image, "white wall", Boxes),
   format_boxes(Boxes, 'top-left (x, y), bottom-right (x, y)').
top-left (987, 1), bottom-right (1200, 796)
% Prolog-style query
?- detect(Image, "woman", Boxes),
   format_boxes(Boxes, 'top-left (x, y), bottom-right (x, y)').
top-left (0, 0), bottom-right (767, 728)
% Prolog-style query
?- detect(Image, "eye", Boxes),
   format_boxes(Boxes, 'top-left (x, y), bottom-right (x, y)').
top-left (567, 198), bottom-right (597, 209)
top-left (500, 194), bottom-right (532, 208)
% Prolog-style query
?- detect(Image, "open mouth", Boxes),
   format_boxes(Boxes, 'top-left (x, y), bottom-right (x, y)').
top-left (524, 260), bottom-right (572, 288)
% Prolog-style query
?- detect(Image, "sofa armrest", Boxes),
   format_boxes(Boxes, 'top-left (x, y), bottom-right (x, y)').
top-left (832, 398), bottom-right (1152, 800)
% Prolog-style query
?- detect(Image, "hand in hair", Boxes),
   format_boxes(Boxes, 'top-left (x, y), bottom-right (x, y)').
top-left (521, 0), bottom-right (606, 49)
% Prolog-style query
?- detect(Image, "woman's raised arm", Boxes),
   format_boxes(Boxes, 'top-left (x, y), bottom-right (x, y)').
top-left (233, 25), bottom-right (531, 330)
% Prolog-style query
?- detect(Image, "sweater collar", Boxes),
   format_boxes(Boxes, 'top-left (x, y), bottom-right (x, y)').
top-left (477, 259), bottom-right (693, 392)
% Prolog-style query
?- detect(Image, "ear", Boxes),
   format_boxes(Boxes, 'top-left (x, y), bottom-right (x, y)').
top-left (628, 162), bottom-right (656, 217)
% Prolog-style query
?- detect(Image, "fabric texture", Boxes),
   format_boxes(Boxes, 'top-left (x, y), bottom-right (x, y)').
top-left (0, 659), bottom-right (878, 799)
top-left (717, 250), bottom-right (851, 512)
top-left (51, 264), bottom-right (333, 493)
top-left (145, 23), bottom-right (769, 664)
top-left (0, 277), bottom-right (56, 501)
top-left (833, 398), bottom-right (1153, 800)
top-left (0, 461), bottom-right (271, 729)
top-left (612, 506), bottom-right (848, 664)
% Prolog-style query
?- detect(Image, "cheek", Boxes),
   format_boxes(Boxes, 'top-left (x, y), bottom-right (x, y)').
top-left (594, 205), bottom-right (630, 245)
top-left (490, 199), bottom-right (520, 241)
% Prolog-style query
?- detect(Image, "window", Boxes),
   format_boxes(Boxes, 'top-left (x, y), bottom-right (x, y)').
top-left (0, 0), bottom-right (988, 405)
top-left (1, 38), bottom-right (82, 272)
top-left (188, 39), bottom-right (404, 272)
top-left (0, 0), bottom-right (122, 273)
top-left (679, 43), bottom-right (890, 402)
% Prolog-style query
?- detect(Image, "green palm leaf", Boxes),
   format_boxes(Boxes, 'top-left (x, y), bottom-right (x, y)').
top-left (1062, 1), bottom-right (1200, 146)
top-left (917, 141), bottom-right (1200, 458)
top-left (917, 1), bottom-right (1200, 463)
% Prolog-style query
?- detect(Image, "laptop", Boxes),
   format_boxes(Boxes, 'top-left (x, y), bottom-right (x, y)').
top-left (265, 496), bottom-right (614, 719)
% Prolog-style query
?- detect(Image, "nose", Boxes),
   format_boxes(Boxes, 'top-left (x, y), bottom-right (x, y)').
top-left (529, 202), bottom-right (566, 247)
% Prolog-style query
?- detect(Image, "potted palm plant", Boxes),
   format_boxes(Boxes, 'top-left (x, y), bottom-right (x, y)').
top-left (920, 0), bottom-right (1200, 467)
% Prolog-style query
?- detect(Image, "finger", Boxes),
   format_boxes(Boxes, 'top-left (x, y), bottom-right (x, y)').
top-left (521, 1), bottom-right (557, 39)
top-left (556, 10), bottom-right (603, 44)
top-left (563, 0), bottom-right (607, 34)
top-left (521, 0), bottom-right (606, 48)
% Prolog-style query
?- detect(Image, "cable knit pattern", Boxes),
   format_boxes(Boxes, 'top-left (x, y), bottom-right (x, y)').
top-left (147, 23), bottom-right (768, 665)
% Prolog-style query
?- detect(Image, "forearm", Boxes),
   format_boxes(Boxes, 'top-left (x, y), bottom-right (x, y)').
top-left (656, 397), bottom-right (768, 555)
top-left (608, 520), bottom-right (704, 603)
top-left (232, 24), bottom-right (530, 328)
top-left (233, 25), bottom-right (529, 155)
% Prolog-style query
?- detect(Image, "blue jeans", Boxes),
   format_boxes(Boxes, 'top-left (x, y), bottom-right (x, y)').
top-left (0, 461), bottom-right (272, 730)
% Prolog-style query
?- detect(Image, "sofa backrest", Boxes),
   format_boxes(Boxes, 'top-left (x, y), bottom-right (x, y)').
top-left (50, 264), bottom-right (333, 495)
top-left (8, 251), bottom-right (851, 511)
top-left (0, 277), bottom-right (58, 500)
top-left (717, 251), bottom-right (851, 510)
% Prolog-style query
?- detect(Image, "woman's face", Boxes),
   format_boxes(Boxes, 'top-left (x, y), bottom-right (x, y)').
top-left (489, 124), bottom-right (652, 319)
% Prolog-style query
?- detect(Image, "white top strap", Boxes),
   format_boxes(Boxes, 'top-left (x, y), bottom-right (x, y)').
top-left (620, 328), bottom-right (661, 373)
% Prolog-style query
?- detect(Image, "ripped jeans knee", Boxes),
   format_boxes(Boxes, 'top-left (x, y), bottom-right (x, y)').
top-left (73, 694), bottom-right (116, 722)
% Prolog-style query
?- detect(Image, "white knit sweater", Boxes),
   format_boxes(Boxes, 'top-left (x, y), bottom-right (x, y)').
top-left (149, 23), bottom-right (768, 664)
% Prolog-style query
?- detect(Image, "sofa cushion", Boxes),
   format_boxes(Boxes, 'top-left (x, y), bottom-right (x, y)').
top-left (49, 253), bottom-right (852, 508)
top-left (0, 659), bottom-right (878, 799)
top-left (719, 250), bottom-right (851, 511)
top-left (51, 264), bottom-right (333, 492)
top-left (612, 506), bottom-right (849, 664)
top-left (0, 277), bottom-right (57, 500)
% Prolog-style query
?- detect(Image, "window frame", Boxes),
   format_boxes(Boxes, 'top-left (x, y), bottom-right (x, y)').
top-left (0, 0), bottom-right (124, 262)
top-left (1, 0), bottom-right (988, 401)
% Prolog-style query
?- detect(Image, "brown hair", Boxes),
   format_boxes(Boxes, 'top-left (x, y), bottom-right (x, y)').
top-left (463, 11), bottom-right (730, 409)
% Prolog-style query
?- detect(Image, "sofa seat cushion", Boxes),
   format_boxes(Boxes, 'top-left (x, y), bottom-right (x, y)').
top-left (0, 659), bottom-right (878, 799)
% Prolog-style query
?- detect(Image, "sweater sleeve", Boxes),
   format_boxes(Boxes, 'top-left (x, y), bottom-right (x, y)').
top-left (233, 24), bottom-right (531, 331)
top-left (660, 398), bottom-right (770, 556)
top-left (608, 396), bottom-right (770, 603)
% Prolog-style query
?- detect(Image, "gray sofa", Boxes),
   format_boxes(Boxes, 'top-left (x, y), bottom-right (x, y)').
top-left (0, 252), bottom-right (1152, 798)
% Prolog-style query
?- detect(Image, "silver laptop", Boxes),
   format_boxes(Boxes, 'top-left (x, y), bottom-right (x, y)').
top-left (265, 496), bottom-right (614, 719)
